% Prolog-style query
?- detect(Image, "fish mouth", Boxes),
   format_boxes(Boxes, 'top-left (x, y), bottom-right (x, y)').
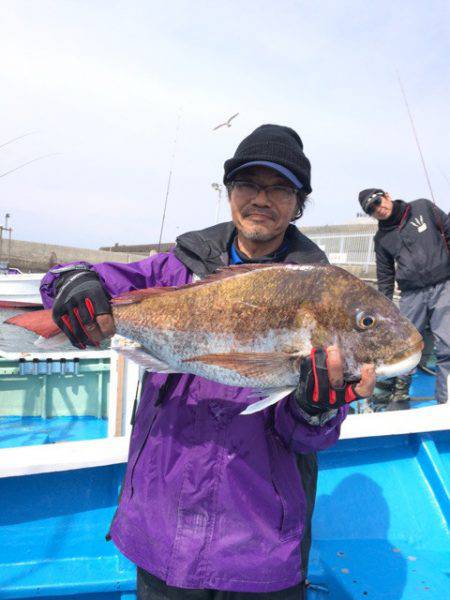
top-left (375, 339), bottom-right (424, 380)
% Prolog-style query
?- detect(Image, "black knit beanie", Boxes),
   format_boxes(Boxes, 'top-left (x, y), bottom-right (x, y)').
top-left (358, 188), bottom-right (384, 213)
top-left (223, 124), bottom-right (312, 194)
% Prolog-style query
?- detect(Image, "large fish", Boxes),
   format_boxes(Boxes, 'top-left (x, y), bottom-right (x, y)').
top-left (6, 264), bottom-right (423, 413)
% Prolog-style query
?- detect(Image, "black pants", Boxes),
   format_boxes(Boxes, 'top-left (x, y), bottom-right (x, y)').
top-left (137, 568), bottom-right (305, 600)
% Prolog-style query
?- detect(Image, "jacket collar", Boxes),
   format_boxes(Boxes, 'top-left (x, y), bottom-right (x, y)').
top-left (377, 199), bottom-right (408, 231)
top-left (174, 221), bottom-right (327, 277)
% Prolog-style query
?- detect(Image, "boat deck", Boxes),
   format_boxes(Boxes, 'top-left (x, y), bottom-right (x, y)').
top-left (0, 416), bottom-right (108, 448)
top-left (0, 305), bottom-right (448, 599)
top-left (310, 428), bottom-right (450, 598)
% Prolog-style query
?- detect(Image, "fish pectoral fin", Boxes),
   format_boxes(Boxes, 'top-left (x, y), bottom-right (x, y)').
top-left (240, 387), bottom-right (296, 415)
top-left (182, 352), bottom-right (298, 379)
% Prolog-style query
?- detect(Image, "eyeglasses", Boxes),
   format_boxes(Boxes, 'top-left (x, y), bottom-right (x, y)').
top-left (366, 194), bottom-right (383, 215)
top-left (228, 180), bottom-right (299, 204)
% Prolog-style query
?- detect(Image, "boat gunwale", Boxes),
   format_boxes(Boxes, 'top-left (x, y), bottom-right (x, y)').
top-left (1, 397), bottom-right (449, 479)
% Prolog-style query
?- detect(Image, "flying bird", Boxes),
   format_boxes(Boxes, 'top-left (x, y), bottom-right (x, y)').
top-left (213, 113), bottom-right (239, 131)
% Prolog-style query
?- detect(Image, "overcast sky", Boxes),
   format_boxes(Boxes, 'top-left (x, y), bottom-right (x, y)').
top-left (1, 0), bottom-right (449, 249)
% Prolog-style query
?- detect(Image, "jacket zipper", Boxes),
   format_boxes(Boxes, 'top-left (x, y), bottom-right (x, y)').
top-left (397, 205), bottom-right (410, 230)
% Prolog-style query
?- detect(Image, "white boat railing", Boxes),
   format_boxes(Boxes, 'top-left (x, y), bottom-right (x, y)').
top-left (0, 272), bottom-right (45, 305)
top-left (1, 354), bottom-right (448, 479)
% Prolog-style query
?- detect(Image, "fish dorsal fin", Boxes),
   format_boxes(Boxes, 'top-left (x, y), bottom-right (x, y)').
top-left (112, 264), bottom-right (278, 306)
top-left (209, 263), bottom-right (278, 277)
top-left (190, 263), bottom-right (280, 287)
top-left (112, 287), bottom-right (177, 305)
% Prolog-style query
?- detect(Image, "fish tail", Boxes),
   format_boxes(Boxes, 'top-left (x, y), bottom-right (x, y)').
top-left (5, 309), bottom-right (61, 339)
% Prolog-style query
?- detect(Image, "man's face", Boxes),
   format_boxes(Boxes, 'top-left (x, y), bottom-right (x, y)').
top-left (370, 193), bottom-right (394, 220)
top-left (228, 166), bottom-right (298, 243)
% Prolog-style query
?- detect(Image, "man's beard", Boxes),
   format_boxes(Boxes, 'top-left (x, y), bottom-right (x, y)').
top-left (240, 225), bottom-right (279, 243)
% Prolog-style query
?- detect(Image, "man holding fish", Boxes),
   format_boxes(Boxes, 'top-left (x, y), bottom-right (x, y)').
top-left (17, 125), bottom-right (423, 598)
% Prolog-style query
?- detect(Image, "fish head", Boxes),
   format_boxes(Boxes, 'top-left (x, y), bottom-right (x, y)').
top-left (302, 266), bottom-right (423, 380)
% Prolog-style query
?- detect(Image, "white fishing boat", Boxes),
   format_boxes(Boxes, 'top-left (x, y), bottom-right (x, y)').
top-left (0, 269), bottom-right (44, 306)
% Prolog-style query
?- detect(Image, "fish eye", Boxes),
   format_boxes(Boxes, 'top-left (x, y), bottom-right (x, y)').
top-left (356, 311), bottom-right (376, 330)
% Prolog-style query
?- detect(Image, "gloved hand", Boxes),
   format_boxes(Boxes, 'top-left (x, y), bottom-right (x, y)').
top-left (52, 267), bottom-right (113, 349)
top-left (295, 347), bottom-right (375, 416)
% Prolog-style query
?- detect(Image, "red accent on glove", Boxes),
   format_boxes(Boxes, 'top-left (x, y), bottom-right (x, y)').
top-left (61, 314), bottom-right (74, 334)
top-left (329, 388), bottom-right (337, 405)
top-left (61, 314), bottom-right (86, 349)
top-left (74, 307), bottom-right (99, 347)
top-left (311, 348), bottom-right (319, 403)
top-left (85, 297), bottom-right (95, 319)
top-left (345, 385), bottom-right (358, 403)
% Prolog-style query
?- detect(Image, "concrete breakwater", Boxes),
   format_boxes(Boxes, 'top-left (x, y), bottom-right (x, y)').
top-left (4, 219), bottom-right (379, 279)
top-left (2, 239), bottom-right (146, 273)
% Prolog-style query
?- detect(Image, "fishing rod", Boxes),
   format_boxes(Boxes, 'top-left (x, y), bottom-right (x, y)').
top-left (396, 70), bottom-right (436, 203)
top-left (0, 153), bottom-right (61, 179)
top-left (396, 70), bottom-right (448, 250)
top-left (157, 108), bottom-right (182, 252)
top-left (0, 131), bottom-right (39, 152)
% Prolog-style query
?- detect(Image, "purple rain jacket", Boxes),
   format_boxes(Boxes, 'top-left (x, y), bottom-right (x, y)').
top-left (40, 222), bottom-right (348, 593)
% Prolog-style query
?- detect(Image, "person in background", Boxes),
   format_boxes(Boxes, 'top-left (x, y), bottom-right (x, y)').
top-left (40, 125), bottom-right (375, 600)
top-left (358, 188), bottom-right (450, 408)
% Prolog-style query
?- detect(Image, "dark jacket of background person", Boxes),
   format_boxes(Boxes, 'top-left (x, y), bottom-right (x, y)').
top-left (374, 198), bottom-right (450, 300)
top-left (40, 221), bottom-right (348, 594)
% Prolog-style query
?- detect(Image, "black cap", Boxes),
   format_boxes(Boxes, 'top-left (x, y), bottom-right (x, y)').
top-left (359, 188), bottom-right (385, 213)
top-left (223, 124), bottom-right (312, 194)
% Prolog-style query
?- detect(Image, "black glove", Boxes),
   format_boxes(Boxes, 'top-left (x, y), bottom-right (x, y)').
top-left (295, 348), bottom-right (362, 416)
top-left (52, 267), bottom-right (111, 349)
